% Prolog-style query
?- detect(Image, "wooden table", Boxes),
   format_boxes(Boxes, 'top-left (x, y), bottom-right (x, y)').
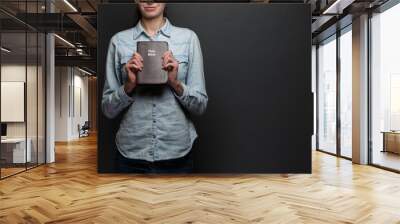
top-left (381, 131), bottom-right (400, 154)
top-left (1, 138), bottom-right (32, 165)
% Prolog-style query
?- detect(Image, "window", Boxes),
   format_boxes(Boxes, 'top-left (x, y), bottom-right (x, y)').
top-left (370, 2), bottom-right (400, 171)
top-left (317, 36), bottom-right (337, 154)
top-left (316, 26), bottom-right (353, 159)
top-left (339, 28), bottom-right (352, 158)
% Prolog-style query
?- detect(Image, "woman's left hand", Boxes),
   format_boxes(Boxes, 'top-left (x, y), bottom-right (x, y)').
top-left (162, 50), bottom-right (184, 96)
top-left (162, 50), bottom-right (179, 84)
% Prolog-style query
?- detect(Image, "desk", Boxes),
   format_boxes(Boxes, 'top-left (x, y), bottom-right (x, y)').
top-left (1, 138), bottom-right (31, 164)
top-left (381, 131), bottom-right (400, 154)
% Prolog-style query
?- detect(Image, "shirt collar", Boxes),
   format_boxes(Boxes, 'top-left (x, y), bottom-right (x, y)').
top-left (132, 18), bottom-right (171, 40)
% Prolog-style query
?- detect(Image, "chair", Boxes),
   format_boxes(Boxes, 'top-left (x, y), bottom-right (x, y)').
top-left (78, 121), bottom-right (90, 138)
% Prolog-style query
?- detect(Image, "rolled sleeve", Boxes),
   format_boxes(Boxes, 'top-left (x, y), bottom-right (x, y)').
top-left (173, 81), bottom-right (189, 102)
top-left (117, 85), bottom-right (135, 104)
top-left (101, 35), bottom-right (134, 119)
top-left (172, 31), bottom-right (208, 116)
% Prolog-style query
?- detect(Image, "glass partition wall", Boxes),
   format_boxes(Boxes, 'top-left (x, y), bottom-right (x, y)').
top-left (370, 2), bottom-right (400, 171)
top-left (316, 26), bottom-right (353, 159)
top-left (317, 35), bottom-right (337, 155)
top-left (339, 28), bottom-right (352, 159)
top-left (0, 1), bottom-right (46, 179)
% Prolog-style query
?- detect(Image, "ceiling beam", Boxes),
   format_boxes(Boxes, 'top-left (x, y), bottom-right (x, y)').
top-left (55, 55), bottom-right (96, 72)
top-left (322, 0), bottom-right (356, 14)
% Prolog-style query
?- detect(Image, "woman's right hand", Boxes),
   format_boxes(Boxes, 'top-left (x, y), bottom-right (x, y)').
top-left (124, 52), bottom-right (143, 94)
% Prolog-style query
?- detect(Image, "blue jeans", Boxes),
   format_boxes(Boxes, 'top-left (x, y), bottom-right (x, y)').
top-left (115, 150), bottom-right (194, 174)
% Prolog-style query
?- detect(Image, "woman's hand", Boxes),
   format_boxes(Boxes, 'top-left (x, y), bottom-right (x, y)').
top-left (162, 50), bottom-right (183, 96)
top-left (124, 52), bottom-right (143, 94)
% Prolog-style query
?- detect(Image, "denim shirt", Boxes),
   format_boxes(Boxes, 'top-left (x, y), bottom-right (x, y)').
top-left (102, 18), bottom-right (208, 162)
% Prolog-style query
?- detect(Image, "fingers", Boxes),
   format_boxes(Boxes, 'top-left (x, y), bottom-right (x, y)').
top-left (132, 52), bottom-right (144, 68)
top-left (162, 51), bottom-right (178, 70)
top-left (162, 50), bottom-right (174, 64)
top-left (126, 52), bottom-right (143, 73)
top-left (162, 50), bottom-right (173, 59)
top-left (133, 52), bottom-right (143, 62)
top-left (127, 51), bottom-right (178, 72)
top-left (163, 62), bottom-right (178, 71)
top-left (126, 63), bottom-right (142, 72)
top-left (132, 58), bottom-right (143, 70)
top-left (126, 63), bottom-right (141, 72)
top-left (162, 52), bottom-right (169, 68)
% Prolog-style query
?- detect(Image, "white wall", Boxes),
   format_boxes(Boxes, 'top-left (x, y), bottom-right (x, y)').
top-left (54, 67), bottom-right (89, 141)
top-left (1, 63), bottom-right (46, 164)
top-left (55, 66), bottom-right (69, 141)
top-left (71, 71), bottom-right (89, 139)
top-left (1, 66), bottom-right (26, 138)
top-left (1, 65), bottom-right (41, 137)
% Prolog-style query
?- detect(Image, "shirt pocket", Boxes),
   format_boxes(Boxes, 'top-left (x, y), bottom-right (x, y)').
top-left (175, 54), bottom-right (189, 83)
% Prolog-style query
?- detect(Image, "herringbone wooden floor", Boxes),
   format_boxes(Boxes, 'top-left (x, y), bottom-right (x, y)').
top-left (1, 134), bottom-right (400, 224)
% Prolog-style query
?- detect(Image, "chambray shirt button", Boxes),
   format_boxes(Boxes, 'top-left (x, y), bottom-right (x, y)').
top-left (153, 135), bottom-right (156, 138)
top-left (153, 104), bottom-right (156, 107)
top-left (153, 120), bottom-right (156, 123)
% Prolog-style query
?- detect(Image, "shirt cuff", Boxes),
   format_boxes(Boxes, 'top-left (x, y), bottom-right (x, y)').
top-left (173, 81), bottom-right (188, 101)
top-left (118, 85), bottom-right (134, 104)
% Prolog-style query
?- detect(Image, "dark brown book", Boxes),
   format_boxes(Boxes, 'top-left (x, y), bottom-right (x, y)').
top-left (137, 41), bottom-right (169, 85)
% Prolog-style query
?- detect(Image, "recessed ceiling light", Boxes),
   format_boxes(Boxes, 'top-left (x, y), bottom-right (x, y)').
top-left (77, 67), bottom-right (93, 76)
top-left (63, 0), bottom-right (78, 12)
top-left (54, 34), bottom-right (75, 48)
top-left (1, 47), bottom-right (11, 53)
top-left (322, 0), bottom-right (354, 15)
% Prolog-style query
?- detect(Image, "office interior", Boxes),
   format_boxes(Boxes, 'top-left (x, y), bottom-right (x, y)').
top-left (313, 1), bottom-right (400, 172)
top-left (0, 0), bottom-right (400, 222)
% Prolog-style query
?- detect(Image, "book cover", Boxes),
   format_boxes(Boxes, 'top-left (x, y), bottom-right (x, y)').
top-left (137, 41), bottom-right (169, 84)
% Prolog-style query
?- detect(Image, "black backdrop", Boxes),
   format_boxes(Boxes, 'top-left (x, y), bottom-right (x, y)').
top-left (97, 3), bottom-right (312, 173)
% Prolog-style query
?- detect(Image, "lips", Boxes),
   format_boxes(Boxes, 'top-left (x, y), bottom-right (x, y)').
top-left (144, 7), bottom-right (156, 11)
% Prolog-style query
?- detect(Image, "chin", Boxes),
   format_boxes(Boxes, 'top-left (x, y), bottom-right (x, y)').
top-left (142, 12), bottom-right (162, 19)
